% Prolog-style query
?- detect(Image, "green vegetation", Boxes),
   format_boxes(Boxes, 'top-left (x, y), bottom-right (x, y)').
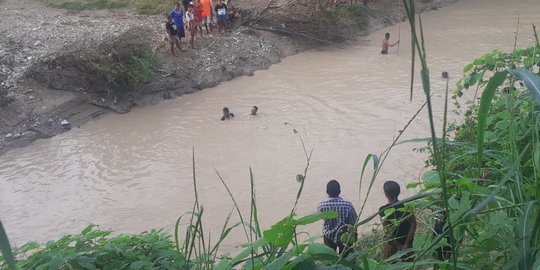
top-left (81, 38), bottom-right (159, 98)
top-left (47, 0), bottom-right (128, 11)
top-left (45, 0), bottom-right (173, 14)
top-left (2, 1), bottom-right (540, 269)
top-left (8, 226), bottom-right (185, 269)
top-left (134, 0), bottom-right (172, 15)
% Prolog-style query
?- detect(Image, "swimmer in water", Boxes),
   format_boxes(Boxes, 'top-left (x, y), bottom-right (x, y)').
top-left (442, 71), bottom-right (449, 79)
top-left (251, 106), bottom-right (258, 116)
top-left (381, 32), bottom-right (399, 55)
top-left (221, 107), bottom-right (235, 121)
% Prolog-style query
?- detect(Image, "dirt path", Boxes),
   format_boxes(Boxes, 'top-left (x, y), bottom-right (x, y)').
top-left (0, 0), bottom-right (456, 155)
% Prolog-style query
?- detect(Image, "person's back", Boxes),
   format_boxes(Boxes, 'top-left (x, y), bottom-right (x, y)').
top-left (379, 180), bottom-right (416, 261)
top-left (318, 180), bottom-right (357, 255)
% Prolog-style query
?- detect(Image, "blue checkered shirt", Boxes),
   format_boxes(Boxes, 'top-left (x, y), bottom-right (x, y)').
top-left (317, 197), bottom-right (358, 239)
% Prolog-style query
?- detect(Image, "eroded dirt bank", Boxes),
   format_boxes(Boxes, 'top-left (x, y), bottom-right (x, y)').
top-left (0, 0), bottom-right (456, 155)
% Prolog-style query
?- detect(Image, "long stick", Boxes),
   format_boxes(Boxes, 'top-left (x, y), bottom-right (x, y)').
top-left (397, 23), bottom-right (401, 56)
top-left (397, 1), bottom-right (402, 56)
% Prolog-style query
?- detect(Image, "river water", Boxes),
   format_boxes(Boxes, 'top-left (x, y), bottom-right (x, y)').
top-left (1, 0), bottom-right (540, 250)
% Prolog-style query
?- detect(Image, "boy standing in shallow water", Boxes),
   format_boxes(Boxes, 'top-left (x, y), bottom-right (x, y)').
top-left (381, 32), bottom-right (399, 54)
top-left (379, 180), bottom-right (416, 261)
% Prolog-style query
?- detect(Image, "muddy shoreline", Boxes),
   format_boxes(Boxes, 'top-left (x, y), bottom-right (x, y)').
top-left (0, 0), bottom-right (456, 156)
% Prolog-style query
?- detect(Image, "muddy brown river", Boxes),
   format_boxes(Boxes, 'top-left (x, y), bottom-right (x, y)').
top-left (1, 0), bottom-right (540, 251)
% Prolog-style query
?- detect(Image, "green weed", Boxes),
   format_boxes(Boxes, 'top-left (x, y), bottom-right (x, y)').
top-left (134, 0), bottom-right (172, 15)
top-left (48, 0), bottom-right (128, 11)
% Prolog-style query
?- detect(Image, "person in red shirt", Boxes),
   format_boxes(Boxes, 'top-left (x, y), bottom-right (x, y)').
top-left (194, 0), bottom-right (204, 38)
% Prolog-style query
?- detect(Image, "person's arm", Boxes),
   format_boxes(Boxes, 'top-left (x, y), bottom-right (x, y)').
top-left (350, 205), bottom-right (358, 225)
top-left (391, 40), bottom-right (400, 47)
top-left (403, 213), bottom-right (416, 249)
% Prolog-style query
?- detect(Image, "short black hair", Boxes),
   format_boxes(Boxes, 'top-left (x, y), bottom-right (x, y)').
top-left (326, 180), bottom-right (341, 197)
top-left (383, 180), bottom-right (400, 199)
top-left (223, 107), bottom-right (229, 113)
top-left (385, 32), bottom-right (390, 38)
top-left (253, 106), bottom-right (258, 110)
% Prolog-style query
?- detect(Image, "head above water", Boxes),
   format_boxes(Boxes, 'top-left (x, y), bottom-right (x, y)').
top-left (251, 106), bottom-right (258, 115)
top-left (326, 180), bottom-right (341, 198)
top-left (383, 180), bottom-right (400, 199)
top-left (223, 107), bottom-right (230, 114)
top-left (385, 33), bottom-right (390, 39)
top-left (442, 71), bottom-right (449, 79)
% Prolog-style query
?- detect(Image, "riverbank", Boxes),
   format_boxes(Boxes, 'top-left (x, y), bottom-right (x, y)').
top-left (0, 0), bottom-right (456, 155)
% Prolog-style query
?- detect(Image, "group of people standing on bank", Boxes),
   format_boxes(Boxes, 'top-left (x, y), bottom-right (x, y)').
top-left (318, 180), bottom-right (416, 261)
top-left (165, 0), bottom-right (238, 56)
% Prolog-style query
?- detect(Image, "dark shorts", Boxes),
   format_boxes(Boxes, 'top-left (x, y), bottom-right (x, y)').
top-left (176, 24), bottom-right (186, 38)
top-left (381, 49), bottom-right (388, 54)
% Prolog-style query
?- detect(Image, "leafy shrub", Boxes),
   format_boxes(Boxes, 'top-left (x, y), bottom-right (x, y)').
top-left (0, 225), bottom-right (186, 270)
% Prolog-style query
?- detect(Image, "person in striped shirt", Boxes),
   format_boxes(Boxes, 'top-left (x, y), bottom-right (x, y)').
top-left (317, 180), bottom-right (358, 255)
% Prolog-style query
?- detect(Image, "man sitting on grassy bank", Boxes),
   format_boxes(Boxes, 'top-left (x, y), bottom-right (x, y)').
top-left (318, 180), bottom-right (357, 256)
top-left (379, 180), bottom-right (416, 261)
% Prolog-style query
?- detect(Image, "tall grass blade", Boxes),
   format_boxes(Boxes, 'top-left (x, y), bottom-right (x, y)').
top-left (507, 69), bottom-right (540, 105)
top-left (290, 139), bottom-right (314, 217)
top-left (533, 23), bottom-right (539, 47)
top-left (210, 210), bottom-right (236, 257)
top-left (477, 71), bottom-right (508, 163)
top-left (357, 154), bottom-right (380, 218)
top-left (214, 169), bottom-right (250, 242)
top-left (249, 167), bottom-right (262, 239)
top-left (0, 220), bottom-right (17, 270)
top-left (403, 0), bottom-right (415, 101)
top-left (518, 201), bottom-right (535, 269)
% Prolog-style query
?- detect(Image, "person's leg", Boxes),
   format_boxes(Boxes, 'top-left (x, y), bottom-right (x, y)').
top-left (323, 236), bottom-right (338, 252)
top-left (203, 17), bottom-right (209, 34)
top-left (175, 37), bottom-right (182, 52)
top-left (170, 40), bottom-right (175, 56)
top-left (190, 28), bottom-right (195, 48)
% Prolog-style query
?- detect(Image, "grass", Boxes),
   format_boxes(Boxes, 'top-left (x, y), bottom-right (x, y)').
top-left (134, 0), bottom-right (172, 15)
top-left (45, 0), bottom-right (173, 14)
top-left (79, 36), bottom-right (159, 98)
top-left (47, 0), bottom-right (129, 11)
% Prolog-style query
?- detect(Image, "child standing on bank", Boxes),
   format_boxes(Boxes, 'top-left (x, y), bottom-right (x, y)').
top-left (215, 0), bottom-right (227, 34)
top-left (186, 4), bottom-right (196, 49)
